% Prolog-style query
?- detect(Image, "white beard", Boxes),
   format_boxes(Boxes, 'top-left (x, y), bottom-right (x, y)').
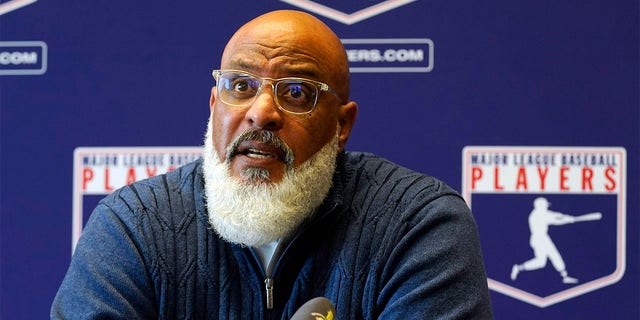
top-left (202, 119), bottom-right (339, 247)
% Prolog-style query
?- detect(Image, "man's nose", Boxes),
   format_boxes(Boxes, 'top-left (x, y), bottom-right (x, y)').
top-left (244, 84), bottom-right (284, 130)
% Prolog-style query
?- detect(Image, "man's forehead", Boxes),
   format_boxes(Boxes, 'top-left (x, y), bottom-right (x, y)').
top-left (222, 47), bottom-right (324, 79)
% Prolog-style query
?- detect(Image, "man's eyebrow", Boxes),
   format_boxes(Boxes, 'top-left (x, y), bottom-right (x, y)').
top-left (286, 68), bottom-right (320, 78)
top-left (227, 60), bottom-right (255, 71)
top-left (271, 66), bottom-right (324, 81)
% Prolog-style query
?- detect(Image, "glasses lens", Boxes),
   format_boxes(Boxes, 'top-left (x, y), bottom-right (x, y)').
top-left (217, 72), bottom-right (261, 106)
top-left (275, 80), bottom-right (318, 114)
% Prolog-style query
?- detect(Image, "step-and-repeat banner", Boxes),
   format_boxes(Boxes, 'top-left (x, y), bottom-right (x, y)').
top-left (2, 0), bottom-right (638, 318)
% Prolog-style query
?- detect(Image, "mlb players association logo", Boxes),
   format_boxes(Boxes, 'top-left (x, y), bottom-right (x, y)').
top-left (462, 146), bottom-right (626, 307)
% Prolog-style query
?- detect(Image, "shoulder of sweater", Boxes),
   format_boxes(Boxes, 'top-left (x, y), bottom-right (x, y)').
top-left (343, 151), bottom-right (458, 200)
top-left (337, 151), bottom-right (471, 232)
top-left (97, 159), bottom-right (203, 217)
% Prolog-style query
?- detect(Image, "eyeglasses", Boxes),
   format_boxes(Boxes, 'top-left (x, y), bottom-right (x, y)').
top-left (212, 69), bottom-right (339, 115)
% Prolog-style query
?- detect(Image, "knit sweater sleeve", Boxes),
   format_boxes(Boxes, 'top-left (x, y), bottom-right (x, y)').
top-left (50, 189), bottom-right (158, 319)
top-left (341, 153), bottom-right (493, 319)
top-left (376, 188), bottom-right (493, 319)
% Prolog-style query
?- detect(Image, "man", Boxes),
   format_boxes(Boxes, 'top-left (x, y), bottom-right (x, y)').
top-left (52, 10), bottom-right (493, 319)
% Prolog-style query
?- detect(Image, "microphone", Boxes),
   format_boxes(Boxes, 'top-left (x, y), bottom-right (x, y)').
top-left (290, 297), bottom-right (336, 320)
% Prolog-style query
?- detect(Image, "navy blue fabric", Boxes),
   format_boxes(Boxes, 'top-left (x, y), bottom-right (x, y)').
top-left (51, 152), bottom-right (493, 319)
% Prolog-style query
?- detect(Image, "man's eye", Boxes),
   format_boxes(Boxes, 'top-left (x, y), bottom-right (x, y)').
top-left (233, 80), bottom-right (250, 92)
top-left (281, 83), bottom-right (311, 101)
top-left (288, 85), bottom-right (304, 99)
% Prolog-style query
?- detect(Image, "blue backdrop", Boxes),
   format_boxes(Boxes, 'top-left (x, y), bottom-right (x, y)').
top-left (1, 0), bottom-right (638, 318)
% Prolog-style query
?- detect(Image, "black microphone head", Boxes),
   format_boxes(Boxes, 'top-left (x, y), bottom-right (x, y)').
top-left (290, 297), bottom-right (336, 320)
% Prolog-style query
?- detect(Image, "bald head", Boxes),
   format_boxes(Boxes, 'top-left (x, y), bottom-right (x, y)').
top-left (220, 10), bottom-right (350, 101)
top-left (208, 10), bottom-right (359, 184)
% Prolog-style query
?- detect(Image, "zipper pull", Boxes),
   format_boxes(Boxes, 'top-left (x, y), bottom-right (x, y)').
top-left (264, 278), bottom-right (274, 309)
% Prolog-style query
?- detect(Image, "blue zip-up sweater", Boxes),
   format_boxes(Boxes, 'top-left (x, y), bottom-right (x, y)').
top-left (51, 152), bottom-right (493, 319)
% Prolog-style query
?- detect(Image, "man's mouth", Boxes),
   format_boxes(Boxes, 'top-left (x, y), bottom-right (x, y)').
top-left (245, 149), bottom-right (275, 159)
top-left (236, 141), bottom-right (284, 161)
top-left (226, 130), bottom-right (295, 169)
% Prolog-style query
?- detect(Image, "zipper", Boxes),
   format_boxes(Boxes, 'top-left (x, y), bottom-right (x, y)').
top-left (263, 241), bottom-right (279, 310)
top-left (248, 247), bottom-right (276, 311)
top-left (264, 277), bottom-right (274, 309)
top-left (257, 203), bottom-right (339, 312)
top-left (261, 237), bottom-right (288, 311)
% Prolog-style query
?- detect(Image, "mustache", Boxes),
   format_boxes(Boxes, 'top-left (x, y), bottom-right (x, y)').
top-left (226, 130), bottom-right (295, 167)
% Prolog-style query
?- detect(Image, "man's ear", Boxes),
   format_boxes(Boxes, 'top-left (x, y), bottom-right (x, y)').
top-left (337, 101), bottom-right (358, 152)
